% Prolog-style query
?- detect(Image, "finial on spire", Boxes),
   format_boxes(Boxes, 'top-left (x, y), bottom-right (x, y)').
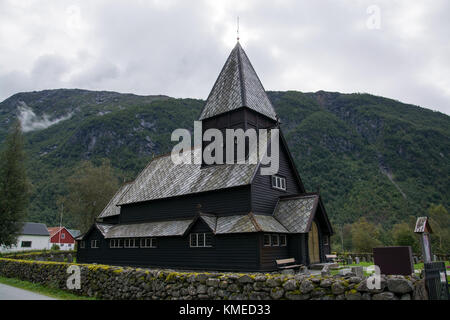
top-left (237, 16), bottom-right (240, 41)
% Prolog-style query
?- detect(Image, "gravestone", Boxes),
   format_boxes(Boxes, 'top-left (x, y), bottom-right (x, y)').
top-left (339, 268), bottom-right (352, 276)
top-left (321, 264), bottom-right (331, 277)
top-left (355, 257), bottom-right (360, 264)
top-left (413, 256), bottom-right (419, 264)
top-left (351, 266), bottom-right (364, 277)
top-left (373, 246), bottom-right (414, 275)
top-left (361, 256), bottom-right (366, 262)
top-left (347, 257), bottom-right (353, 265)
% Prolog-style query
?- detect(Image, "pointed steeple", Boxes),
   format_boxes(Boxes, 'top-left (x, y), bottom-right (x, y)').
top-left (199, 42), bottom-right (277, 121)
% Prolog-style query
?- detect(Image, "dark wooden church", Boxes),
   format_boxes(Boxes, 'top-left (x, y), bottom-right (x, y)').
top-left (77, 42), bottom-right (333, 271)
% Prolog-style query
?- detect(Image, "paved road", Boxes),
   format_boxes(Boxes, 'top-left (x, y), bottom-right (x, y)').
top-left (0, 283), bottom-right (56, 300)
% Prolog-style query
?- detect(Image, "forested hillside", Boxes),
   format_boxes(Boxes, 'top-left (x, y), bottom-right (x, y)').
top-left (0, 89), bottom-right (448, 235)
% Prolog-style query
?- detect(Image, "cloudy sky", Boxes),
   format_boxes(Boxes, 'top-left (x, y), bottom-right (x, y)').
top-left (1, 0), bottom-right (449, 114)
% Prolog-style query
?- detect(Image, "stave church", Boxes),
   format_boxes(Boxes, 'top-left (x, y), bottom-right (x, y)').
top-left (76, 41), bottom-right (333, 271)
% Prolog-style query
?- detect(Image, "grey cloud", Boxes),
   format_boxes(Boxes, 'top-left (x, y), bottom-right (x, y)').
top-left (0, 0), bottom-right (448, 115)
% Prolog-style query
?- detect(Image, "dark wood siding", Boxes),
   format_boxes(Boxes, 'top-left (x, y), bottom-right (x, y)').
top-left (101, 215), bottom-right (119, 225)
top-left (77, 220), bottom-right (260, 271)
top-left (251, 141), bottom-right (301, 215)
top-left (287, 234), bottom-right (308, 265)
top-left (119, 186), bottom-right (251, 224)
top-left (258, 234), bottom-right (290, 271)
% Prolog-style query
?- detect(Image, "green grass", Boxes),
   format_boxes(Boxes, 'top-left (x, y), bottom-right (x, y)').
top-left (0, 276), bottom-right (96, 300)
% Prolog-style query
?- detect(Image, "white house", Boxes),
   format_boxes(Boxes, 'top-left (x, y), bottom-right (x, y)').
top-left (0, 222), bottom-right (50, 253)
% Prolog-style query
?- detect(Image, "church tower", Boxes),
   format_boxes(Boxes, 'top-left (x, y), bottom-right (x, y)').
top-left (199, 42), bottom-right (278, 165)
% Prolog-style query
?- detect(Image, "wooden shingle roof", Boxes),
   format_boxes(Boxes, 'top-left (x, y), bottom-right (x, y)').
top-left (273, 194), bottom-right (319, 233)
top-left (98, 182), bottom-right (132, 218)
top-left (116, 148), bottom-right (258, 206)
top-left (199, 42), bottom-right (277, 121)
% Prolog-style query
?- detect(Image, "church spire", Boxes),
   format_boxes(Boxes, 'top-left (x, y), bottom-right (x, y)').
top-left (199, 42), bottom-right (277, 121)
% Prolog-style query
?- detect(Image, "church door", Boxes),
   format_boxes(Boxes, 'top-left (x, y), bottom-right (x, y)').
top-left (308, 221), bottom-right (320, 263)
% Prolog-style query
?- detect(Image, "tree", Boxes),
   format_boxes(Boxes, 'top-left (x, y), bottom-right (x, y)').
top-left (350, 217), bottom-right (382, 252)
top-left (60, 160), bottom-right (119, 233)
top-left (0, 121), bottom-right (30, 247)
top-left (391, 222), bottom-right (418, 253)
top-left (428, 204), bottom-right (450, 254)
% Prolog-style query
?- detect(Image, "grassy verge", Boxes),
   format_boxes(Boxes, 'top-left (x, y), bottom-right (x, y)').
top-left (0, 276), bottom-right (96, 300)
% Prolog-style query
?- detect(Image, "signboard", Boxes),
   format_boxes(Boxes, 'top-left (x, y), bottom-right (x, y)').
top-left (373, 246), bottom-right (414, 275)
top-left (414, 216), bottom-right (432, 233)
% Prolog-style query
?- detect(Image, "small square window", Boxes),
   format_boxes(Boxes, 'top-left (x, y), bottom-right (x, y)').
top-left (190, 234), bottom-right (197, 247)
top-left (91, 240), bottom-right (99, 248)
top-left (61, 233), bottom-right (65, 239)
top-left (190, 233), bottom-right (212, 247)
top-left (198, 234), bottom-right (205, 247)
top-left (21, 241), bottom-right (32, 248)
top-left (272, 175), bottom-right (286, 191)
top-left (271, 234), bottom-right (279, 246)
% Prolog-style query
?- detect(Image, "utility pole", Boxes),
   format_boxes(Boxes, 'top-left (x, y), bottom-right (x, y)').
top-left (58, 203), bottom-right (63, 248)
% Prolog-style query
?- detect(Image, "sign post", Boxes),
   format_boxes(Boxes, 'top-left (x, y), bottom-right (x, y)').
top-left (414, 216), bottom-right (449, 300)
top-left (414, 217), bottom-right (432, 263)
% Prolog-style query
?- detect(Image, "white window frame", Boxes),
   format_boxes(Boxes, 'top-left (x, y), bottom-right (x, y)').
top-left (140, 238), bottom-right (157, 248)
top-left (123, 238), bottom-right (138, 248)
top-left (190, 233), bottom-right (212, 248)
top-left (272, 175), bottom-right (287, 191)
top-left (110, 239), bottom-right (123, 248)
top-left (21, 241), bottom-right (32, 248)
top-left (91, 240), bottom-right (99, 248)
top-left (271, 234), bottom-right (279, 246)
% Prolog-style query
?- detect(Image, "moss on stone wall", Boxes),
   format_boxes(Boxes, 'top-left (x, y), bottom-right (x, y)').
top-left (0, 258), bottom-right (426, 300)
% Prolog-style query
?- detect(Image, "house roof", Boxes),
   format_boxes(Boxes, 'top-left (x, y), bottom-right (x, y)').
top-left (87, 212), bottom-right (289, 240)
top-left (199, 213), bottom-right (288, 234)
top-left (198, 42), bottom-right (277, 121)
top-left (21, 222), bottom-right (49, 236)
top-left (98, 182), bottom-right (132, 218)
top-left (273, 194), bottom-right (319, 233)
top-left (103, 219), bottom-right (193, 238)
top-left (67, 229), bottom-right (81, 238)
top-left (96, 223), bottom-right (114, 237)
top-left (117, 149), bottom-right (258, 205)
top-left (48, 227), bottom-right (64, 237)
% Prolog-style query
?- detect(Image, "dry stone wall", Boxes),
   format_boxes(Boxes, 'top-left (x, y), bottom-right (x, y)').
top-left (0, 258), bottom-right (427, 300)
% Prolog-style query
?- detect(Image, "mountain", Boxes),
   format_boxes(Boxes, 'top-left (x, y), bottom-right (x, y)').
top-left (0, 89), bottom-right (448, 229)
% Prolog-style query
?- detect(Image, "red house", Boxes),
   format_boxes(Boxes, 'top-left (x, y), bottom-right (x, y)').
top-left (48, 227), bottom-right (77, 250)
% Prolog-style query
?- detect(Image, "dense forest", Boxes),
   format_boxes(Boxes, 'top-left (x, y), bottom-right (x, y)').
top-left (0, 89), bottom-right (448, 253)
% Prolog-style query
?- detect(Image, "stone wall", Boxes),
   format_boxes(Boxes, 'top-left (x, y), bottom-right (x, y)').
top-left (0, 258), bottom-right (427, 300)
top-left (1, 250), bottom-right (75, 262)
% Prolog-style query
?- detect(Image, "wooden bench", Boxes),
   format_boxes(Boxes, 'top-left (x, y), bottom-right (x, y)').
top-left (325, 254), bottom-right (338, 262)
top-left (276, 258), bottom-right (303, 270)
